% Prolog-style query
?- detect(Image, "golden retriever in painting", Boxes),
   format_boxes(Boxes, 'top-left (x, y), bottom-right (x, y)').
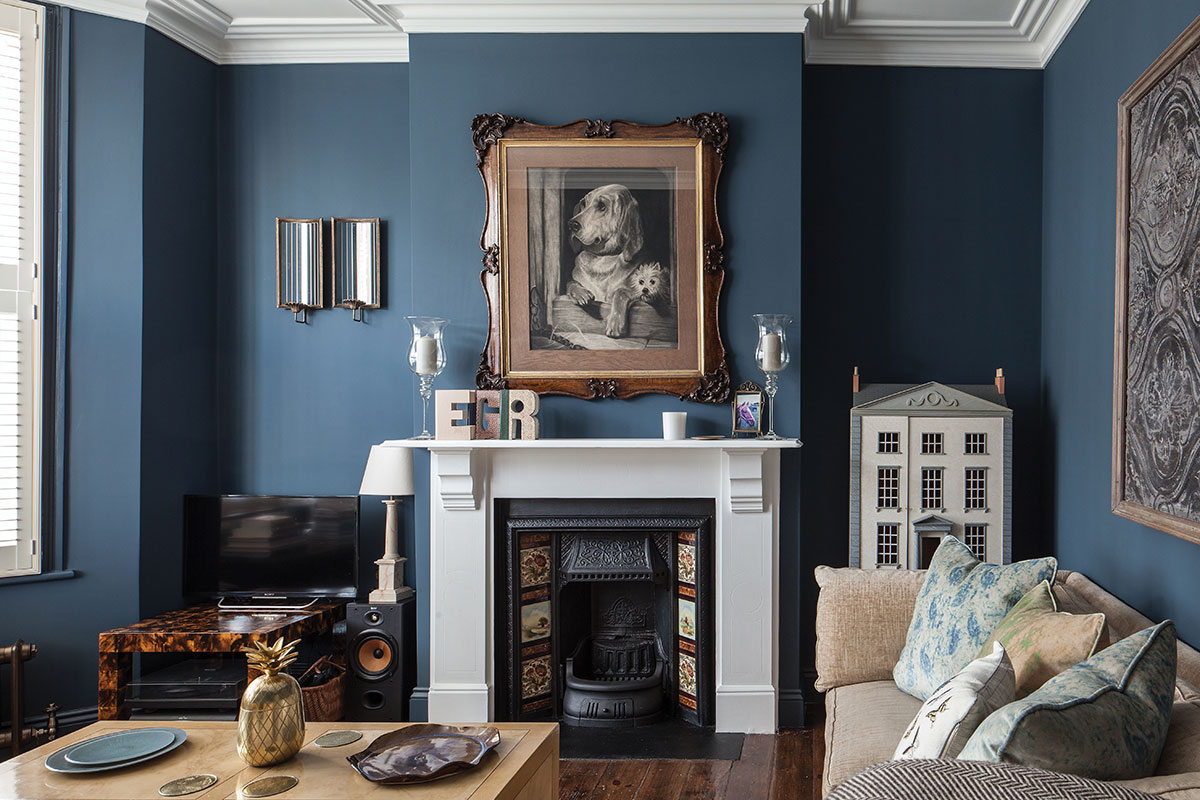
top-left (566, 183), bottom-right (647, 338)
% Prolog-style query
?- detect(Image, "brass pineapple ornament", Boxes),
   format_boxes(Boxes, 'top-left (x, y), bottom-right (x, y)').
top-left (236, 638), bottom-right (305, 766)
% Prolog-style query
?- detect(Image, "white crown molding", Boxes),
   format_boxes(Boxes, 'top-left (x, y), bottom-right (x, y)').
top-left (54, 0), bottom-right (1088, 69)
top-left (221, 20), bottom-right (409, 64)
top-left (804, 0), bottom-right (1090, 69)
top-left (145, 0), bottom-right (228, 63)
top-left (51, 0), bottom-right (148, 24)
top-left (382, 2), bottom-right (811, 34)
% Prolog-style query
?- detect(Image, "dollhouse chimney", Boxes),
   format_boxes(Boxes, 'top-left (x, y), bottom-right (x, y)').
top-left (852, 366), bottom-right (860, 393)
top-left (995, 368), bottom-right (1005, 394)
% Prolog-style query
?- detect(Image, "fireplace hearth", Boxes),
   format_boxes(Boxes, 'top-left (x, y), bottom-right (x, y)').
top-left (495, 499), bottom-right (714, 729)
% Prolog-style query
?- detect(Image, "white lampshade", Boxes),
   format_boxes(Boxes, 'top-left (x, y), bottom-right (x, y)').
top-left (359, 445), bottom-right (415, 496)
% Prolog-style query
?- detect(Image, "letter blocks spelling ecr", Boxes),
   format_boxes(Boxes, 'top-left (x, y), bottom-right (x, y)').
top-left (435, 389), bottom-right (540, 440)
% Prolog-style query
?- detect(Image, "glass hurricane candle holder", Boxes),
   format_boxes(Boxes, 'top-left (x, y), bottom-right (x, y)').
top-left (407, 316), bottom-right (449, 440)
top-left (752, 313), bottom-right (793, 440)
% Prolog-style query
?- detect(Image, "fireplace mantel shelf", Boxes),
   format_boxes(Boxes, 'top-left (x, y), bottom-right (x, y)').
top-left (383, 437), bottom-right (801, 450)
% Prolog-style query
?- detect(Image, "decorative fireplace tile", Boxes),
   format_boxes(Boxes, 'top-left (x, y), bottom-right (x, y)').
top-left (679, 652), bottom-right (697, 698)
top-left (677, 542), bottom-right (696, 585)
top-left (520, 601), bottom-right (551, 642)
top-left (678, 598), bottom-right (696, 640)
top-left (522, 655), bottom-right (552, 699)
top-left (520, 545), bottom-right (551, 587)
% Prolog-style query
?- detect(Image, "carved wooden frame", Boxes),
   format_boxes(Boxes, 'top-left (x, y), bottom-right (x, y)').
top-left (1113, 14), bottom-right (1200, 546)
top-left (473, 114), bottom-right (730, 402)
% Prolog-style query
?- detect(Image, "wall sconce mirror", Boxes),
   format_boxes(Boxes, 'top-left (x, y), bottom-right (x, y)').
top-left (276, 217), bottom-right (324, 323)
top-left (332, 217), bottom-right (381, 322)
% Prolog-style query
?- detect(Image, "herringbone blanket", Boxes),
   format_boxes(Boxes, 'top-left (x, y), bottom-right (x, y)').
top-left (827, 760), bottom-right (1159, 800)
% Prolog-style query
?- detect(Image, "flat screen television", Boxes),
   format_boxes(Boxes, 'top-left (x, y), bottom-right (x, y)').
top-left (183, 494), bottom-right (359, 600)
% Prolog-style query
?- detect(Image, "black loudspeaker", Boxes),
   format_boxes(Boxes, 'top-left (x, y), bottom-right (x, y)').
top-left (344, 597), bottom-right (415, 722)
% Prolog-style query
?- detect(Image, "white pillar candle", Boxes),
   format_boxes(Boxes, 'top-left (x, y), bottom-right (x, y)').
top-left (662, 411), bottom-right (687, 440)
top-left (415, 335), bottom-right (439, 374)
top-left (761, 333), bottom-right (783, 371)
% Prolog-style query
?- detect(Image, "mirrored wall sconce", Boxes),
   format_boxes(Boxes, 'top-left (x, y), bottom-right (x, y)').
top-left (332, 217), bottom-right (381, 322)
top-left (276, 217), bottom-right (324, 323)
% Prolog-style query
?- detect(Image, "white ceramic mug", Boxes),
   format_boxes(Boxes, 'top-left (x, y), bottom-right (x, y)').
top-left (662, 412), bottom-right (687, 440)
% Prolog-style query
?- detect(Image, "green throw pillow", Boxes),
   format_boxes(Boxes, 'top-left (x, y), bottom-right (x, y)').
top-left (958, 621), bottom-right (1177, 781)
top-left (978, 580), bottom-right (1106, 698)
top-left (893, 535), bottom-right (1056, 700)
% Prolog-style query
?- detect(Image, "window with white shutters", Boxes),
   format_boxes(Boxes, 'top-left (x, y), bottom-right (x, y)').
top-left (0, 0), bottom-right (42, 577)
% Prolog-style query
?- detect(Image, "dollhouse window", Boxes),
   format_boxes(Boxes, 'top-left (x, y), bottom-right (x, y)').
top-left (877, 467), bottom-right (900, 509)
top-left (965, 468), bottom-right (987, 510)
top-left (921, 467), bottom-right (943, 510)
top-left (878, 431), bottom-right (900, 453)
top-left (876, 524), bottom-right (899, 566)
top-left (964, 524), bottom-right (987, 559)
top-left (965, 433), bottom-right (987, 454)
top-left (921, 432), bottom-right (943, 454)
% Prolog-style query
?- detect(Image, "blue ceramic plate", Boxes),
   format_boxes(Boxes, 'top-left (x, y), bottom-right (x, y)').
top-left (45, 728), bottom-right (187, 774)
top-left (64, 728), bottom-right (177, 766)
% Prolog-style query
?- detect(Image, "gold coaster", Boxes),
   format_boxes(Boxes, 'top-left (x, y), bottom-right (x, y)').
top-left (242, 775), bottom-right (298, 798)
top-left (158, 774), bottom-right (217, 797)
top-left (314, 730), bottom-right (362, 748)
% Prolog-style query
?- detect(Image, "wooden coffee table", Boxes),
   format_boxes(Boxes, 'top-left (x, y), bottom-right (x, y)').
top-left (0, 721), bottom-right (558, 799)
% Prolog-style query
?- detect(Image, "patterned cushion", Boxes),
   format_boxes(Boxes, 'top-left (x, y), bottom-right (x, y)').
top-left (978, 580), bottom-right (1105, 698)
top-left (893, 536), bottom-right (1057, 700)
top-left (959, 621), bottom-right (1177, 781)
top-left (894, 642), bottom-right (1015, 760)
top-left (828, 759), bottom-right (1160, 800)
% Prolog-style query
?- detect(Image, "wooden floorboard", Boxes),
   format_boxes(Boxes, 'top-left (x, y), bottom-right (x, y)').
top-left (560, 760), bottom-right (608, 800)
top-left (634, 761), bottom-right (690, 800)
top-left (725, 734), bottom-right (776, 799)
top-left (590, 760), bottom-right (654, 800)
top-left (559, 726), bottom-right (823, 800)
top-left (768, 730), bottom-right (813, 800)
top-left (679, 760), bottom-right (732, 800)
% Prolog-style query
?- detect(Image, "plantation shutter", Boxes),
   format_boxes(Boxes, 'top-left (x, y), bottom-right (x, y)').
top-left (0, 0), bottom-right (41, 576)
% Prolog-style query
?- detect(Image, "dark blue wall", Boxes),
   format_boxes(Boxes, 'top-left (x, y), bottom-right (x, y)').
top-left (0, 12), bottom-right (147, 712)
top-left (140, 29), bottom-right (220, 619)
top-left (801, 65), bottom-right (1046, 680)
top-left (406, 33), bottom-right (805, 719)
top-left (1043, 0), bottom-right (1200, 647)
top-left (216, 63), bottom-right (413, 591)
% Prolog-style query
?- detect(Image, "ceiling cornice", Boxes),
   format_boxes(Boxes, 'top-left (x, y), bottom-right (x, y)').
top-left (51, 0), bottom-right (1088, 69)
top-left (803, 0), bottom-right (1090, 69)
top-left (382, 2), bottom-right (812, 34)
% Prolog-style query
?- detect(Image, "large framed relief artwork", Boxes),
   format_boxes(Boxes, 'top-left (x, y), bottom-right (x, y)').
top-left (1114, 14), bottom-right (1200, 545)
top-left (473, 114), bottom-right (731, 401)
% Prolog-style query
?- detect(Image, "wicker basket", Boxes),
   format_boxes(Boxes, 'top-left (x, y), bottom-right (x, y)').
top-left (299, 656), bottom-right (345, 722)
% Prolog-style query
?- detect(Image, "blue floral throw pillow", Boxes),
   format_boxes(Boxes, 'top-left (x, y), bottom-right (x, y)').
top-left (958, 621), bottom-right (1177, 781)
top-left (893, 536), bottom-right (1056, 700)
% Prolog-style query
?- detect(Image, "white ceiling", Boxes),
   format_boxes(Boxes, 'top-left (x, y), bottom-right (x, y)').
top-left (52, 0), bottom-right (1090, 68)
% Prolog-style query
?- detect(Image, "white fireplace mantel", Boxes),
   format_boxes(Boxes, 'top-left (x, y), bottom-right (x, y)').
top-left (382, 437), bottom-right (800, 733)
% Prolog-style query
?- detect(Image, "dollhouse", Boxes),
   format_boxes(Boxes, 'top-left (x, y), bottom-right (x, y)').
top-left (849, 371), bottom-right (1012, 569)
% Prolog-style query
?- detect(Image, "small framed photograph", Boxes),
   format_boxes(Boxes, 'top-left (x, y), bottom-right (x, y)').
top-left (732, 381), bottom-right (764, 438)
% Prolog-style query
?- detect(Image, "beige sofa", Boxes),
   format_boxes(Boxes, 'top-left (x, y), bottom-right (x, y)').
top-left (814, 568), bottom-right (1200, 798)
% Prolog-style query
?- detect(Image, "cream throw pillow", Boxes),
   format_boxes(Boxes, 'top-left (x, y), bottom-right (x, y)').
top-left (893, 642), bottom-right (1016, 760)
top-left (978, 580), bottom-right (1105, 698)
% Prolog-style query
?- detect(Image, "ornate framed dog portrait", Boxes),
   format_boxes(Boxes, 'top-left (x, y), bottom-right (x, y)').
top-left (1114, 14), bottom-right (1200, 546)
top-left (473, 114), bottom-right (730, 401)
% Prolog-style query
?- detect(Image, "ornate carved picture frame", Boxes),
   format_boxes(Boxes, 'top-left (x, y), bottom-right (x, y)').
top-left (1114, 15), bottom-right (1200, 546)
top-left (473, 114), bottom-right (730, 401)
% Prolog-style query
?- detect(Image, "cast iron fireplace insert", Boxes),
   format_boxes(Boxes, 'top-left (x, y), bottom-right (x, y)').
top-left (494, 498), bottom-right (715, 728)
